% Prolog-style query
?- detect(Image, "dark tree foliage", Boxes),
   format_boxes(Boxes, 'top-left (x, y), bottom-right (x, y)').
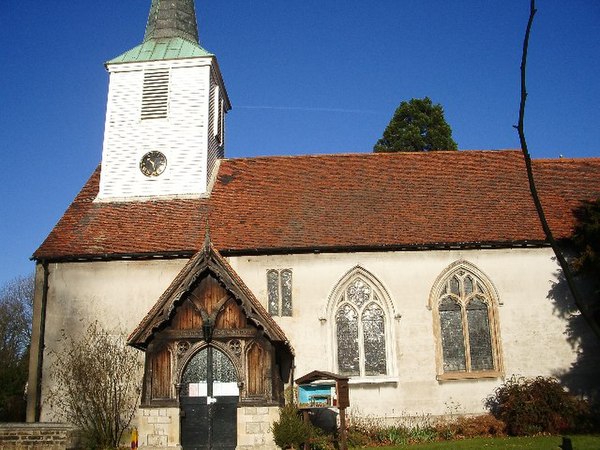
top-left (573, 198), bottom-right (600, 277)
top-left (374, 97), bottom-right (458, 153)
top-left (0, 274), bottom-right (34, 421)
top-left (572, 198), bottom-right (600, 323)
top-left (485, 376), bottom-right (592, 436)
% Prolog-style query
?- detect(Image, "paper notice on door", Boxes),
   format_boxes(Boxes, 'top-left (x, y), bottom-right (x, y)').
top-left (188, 382), bottom-right (208, 397)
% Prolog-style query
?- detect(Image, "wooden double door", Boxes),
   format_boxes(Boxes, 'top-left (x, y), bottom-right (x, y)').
top-left (180, 347), bottom-right (239, 450)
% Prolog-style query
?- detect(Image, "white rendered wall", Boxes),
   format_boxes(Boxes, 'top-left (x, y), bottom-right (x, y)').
top-left (228, 247), bottom-right (581, 418)
top-left (37, 247), bottom-right (585, 423)
top-left (97, 58), bottom-right (221, 201)
top-left (38, 259), bottom-right (187, 422)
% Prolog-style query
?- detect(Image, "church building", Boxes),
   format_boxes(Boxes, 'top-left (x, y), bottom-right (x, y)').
top-left (26, 1), bottom-right (600, 449)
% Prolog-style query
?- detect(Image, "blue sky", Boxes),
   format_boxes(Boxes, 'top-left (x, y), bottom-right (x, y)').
top-left (1, 1), bottom-right (599, 285)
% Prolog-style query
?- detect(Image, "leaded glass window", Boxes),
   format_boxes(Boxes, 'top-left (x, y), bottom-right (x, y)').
top-left (335, 277), bottom-right (387, 377)
top-left (267, 270), bottom-right (280, 316)
top-left (439, 298), bottom-right (466, 372)
top-left (362, 303), bottom-right (386, 375)
top-left (181, 349), bottom-right (207, 397)
top-left (436, 266), bottom-right (498, 375)
top-left (336, 304), bottom-right (359, 375)
top-left (467, 298), bottom-right (494, 371)
top-left (181, 348), bottom-right (238, 397)
top-left (266, 269), bottom-right (293, 316)
top-left (280, 269), bottom-right (292, 315)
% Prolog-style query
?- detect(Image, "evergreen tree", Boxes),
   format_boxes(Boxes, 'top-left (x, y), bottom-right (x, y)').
top-left (572, 198), bottom-right (600, 324)
top-left (0, 274), bottom-right (33, 421)
top-left (374, 97), bottom-right (457, 152)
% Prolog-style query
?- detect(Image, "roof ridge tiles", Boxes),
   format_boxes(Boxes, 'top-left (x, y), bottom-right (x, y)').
top-left (220, 149), bottom-right (525, 163)
top-left (535, 157), bottom-right (600, 163)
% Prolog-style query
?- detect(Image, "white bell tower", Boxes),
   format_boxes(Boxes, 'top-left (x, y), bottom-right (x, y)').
top-left (96, 0), bottom-right (230, 201)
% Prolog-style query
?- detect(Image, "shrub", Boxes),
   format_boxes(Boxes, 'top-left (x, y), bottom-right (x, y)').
top-left (347, 416), bottom-right (394, 446)
top-left (47, 321), bottom-right (141, 449)
top-left (306, 426), bottom-right (336, 450)
top-left (405, 422), bottom-right (437, 443)
top-left (346, 414), bottom-right (437, 446)
top-left (346, 426), bottom-right (372, 448)
top-left (485, 375), bottom-right (590, 435)
top-left (436, 414), bottom-right (505, 439)
top-left (434, 421), bottom-right (456, 441)
top-left (346, 416), bottom-right (384, 446)
top-left (271, 403), bottom-right (314, 449)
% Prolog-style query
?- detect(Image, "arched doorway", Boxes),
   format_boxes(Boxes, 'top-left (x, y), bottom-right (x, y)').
top-left (180, 346), bottom-right (239, 450)
top-left (129, 246), bottom-right (294, 449)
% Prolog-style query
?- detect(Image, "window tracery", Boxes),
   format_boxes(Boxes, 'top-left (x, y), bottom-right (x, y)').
top-left (432, 262), bottom-right (501, 379)
top-left (335, 277), bottom-right (388, 377)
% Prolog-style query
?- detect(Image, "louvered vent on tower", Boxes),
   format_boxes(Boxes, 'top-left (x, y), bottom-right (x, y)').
top-left (141, 70), bottom-right (170, 120)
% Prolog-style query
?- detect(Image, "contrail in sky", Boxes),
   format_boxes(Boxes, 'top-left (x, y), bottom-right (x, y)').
top-left (236, 105), bottom-right (380, 114)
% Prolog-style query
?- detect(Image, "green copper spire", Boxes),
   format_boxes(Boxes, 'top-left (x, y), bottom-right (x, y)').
top-left (144, 0), bottom-right (199, 44)
top-left (108, 0), bottom-right (213, 64)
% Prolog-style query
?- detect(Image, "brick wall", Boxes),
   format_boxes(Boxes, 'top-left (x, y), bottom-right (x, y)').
top-left (0, 423), bottom-right (79, 450)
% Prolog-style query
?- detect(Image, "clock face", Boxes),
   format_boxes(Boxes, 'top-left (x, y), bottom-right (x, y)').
top-left (140, 151), bottom-right (167, 177)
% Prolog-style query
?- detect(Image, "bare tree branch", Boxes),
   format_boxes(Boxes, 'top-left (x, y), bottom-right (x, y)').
top-left (516, 0), bottom-right (600, 340)
top-left (47, 321), bottom-right (141, 448)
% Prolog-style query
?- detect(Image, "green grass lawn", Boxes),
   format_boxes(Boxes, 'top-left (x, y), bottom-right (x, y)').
top-left (357, 435), bottom-right (600, 450)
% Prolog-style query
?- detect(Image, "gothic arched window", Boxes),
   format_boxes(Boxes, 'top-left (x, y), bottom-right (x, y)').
top-left (335, 277), bottom-right (388, 377)
top-left (431, 262), bottom-right (502, 380)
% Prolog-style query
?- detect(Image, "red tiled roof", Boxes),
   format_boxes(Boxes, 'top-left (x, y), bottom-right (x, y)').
top-left (34, 167), bottom-right (208, 259)
top-left (533, 157), bottom-right (600, 238)
top-left (33, 150), bottom-right (600, 260)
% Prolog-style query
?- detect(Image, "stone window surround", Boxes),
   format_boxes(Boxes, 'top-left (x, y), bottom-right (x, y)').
top-left (324, 265), bottom-right (399, 382)
top-left (428, 260), bottom-right (504, 381)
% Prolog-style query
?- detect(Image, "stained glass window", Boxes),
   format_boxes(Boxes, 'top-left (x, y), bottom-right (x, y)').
top-left (267, 269), bottom-right (292, 316)
top-left (336, 304), bottom-right (359, 376)
top-left (464, 276), bottom-right (473, 295)
top-left (436, 265), bottom-right (498, 375)
top-left (362, 303), bottom-right (387, 375)
top-left (450, 276), bottom-right (460, 296)
top-left (267, 270), bottom-right (280, 316)
top-left (439, 298), bottom-right (466, 372)
top-left (467, 298), bottom-right (493, 371)
top-left (335, 277), bottom-right (387, 377)
top-left (181, 349), bottom-right (207, 397)
top-left (181, 348), bottom-right (238, 397)
top-left (347, 279), bottom-right (371, 308)
top-left (281, 270), bottom-right (293, 316)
